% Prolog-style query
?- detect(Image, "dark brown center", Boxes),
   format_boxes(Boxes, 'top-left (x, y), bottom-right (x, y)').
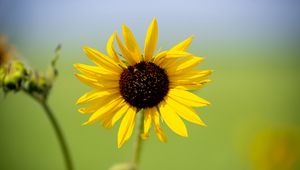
top-left (119, 61), bottom-right (169, 109)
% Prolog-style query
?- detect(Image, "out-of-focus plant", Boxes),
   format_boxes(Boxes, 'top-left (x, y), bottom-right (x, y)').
top-left (250, 128), bottom-right (300, 170)
top-left (0, 34), bottom-right (73, 170)
top-left (0, 34), bottom-right (14, 66)
top-left (22, 44), bottom-right (61, 101)
top-left (1, 60), bottom-right (27, 92)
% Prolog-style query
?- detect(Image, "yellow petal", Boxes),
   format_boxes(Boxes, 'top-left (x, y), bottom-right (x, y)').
top-left (76, 89), bottom-right (118, 105)
top-left (83, 96), bottom-right (123, 125)
top-left (96, 74), bottom-right (120, 82)
top-left (166, 56), bottom-right (203, 73)
top-left (170, 79), bottom-right (212, 90)
top-left (141, 108), bottom-right (153, 139)
top-left (73, 63), bottom-right (114, 76)
top-left (102, 103), bottom-right (130, 128)
top-left (153, 51), bottom-right (193, 67)
top-left (144, 17), bottom-right (158, 61)
top-left (78, 104), bottom-right (100, 114)
top-left (75, 74), bottom-right (119, 90)
top-left (75, 76), bottom-right (119, 90)
top-left (170, 36), bottom-right (193, 51)
top-left (106, 32), bottom-right (127, 67)
top-left (118, 107), bottom-right (137, 148)
top-left (154, 126), bottom-right (167, 143)
top-left (83, 47), bottom-right (122, 73)
top-left (159, 101), bottom-right (188, 137)
top-left (153, 51), bottom-right (167, 65)
top-left (153, 52), bottom-right (178, 68)
top-left (152, 108), bottom-right (167, 142)
top-left (166, 96), bottom-right (206, 126)
top-left (122, 24), bottom-right (141, 62)
top-left (164, 51), bottom-right (193, 59)
top-left (115, 33), bottom-right (137, 65)
top-left (78, 93), bottom-right (121, 114)
top-left (159, 58), bottom-right (177, 69)
top-left (74, 64), bottom-right (120, 88)
top-left (169, 70), bottom-right (212, 82)
top-left (74, 73), bottom-right (101, 88)
top-left (168, 89), bottom-right (210, 107)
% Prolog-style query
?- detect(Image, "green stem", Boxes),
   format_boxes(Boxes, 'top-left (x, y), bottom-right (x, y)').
top-left (132, 111), bottom-right (144, 169)
top-left (40, 101), bottom-right (74, 170)
top-left (23, 89), bottom-right (74, 170)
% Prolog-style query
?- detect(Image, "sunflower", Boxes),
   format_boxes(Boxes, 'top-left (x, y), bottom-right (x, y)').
top-left (74, 18), bottom-right (212, 148)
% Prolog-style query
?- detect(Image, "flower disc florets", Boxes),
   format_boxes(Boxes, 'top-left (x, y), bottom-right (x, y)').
top-left (119, 61), bottom-right (169, 108)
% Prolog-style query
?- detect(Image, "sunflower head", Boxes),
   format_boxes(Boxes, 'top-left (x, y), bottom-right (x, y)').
top-left (75, 18), bottom-right (212, 148)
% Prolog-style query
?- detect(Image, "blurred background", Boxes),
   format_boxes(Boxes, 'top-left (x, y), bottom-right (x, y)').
top-left (1, 0), bottom-right (300, 169)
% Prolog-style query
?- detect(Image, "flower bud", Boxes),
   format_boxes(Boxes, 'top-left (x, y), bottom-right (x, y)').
top-left (0, 67), bottom-right (4, 84)
top-left (3, 74), bottom-right (20, 90)
top-left (1, 60), bottom-right (27, 92)
top-left (12, 60), bottom-right (26, 74)
top-left (23, 71), bottom-right (49, 96)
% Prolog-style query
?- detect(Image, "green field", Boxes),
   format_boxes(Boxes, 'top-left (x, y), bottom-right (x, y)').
top-left (1, 40), bottom-right (299, 170)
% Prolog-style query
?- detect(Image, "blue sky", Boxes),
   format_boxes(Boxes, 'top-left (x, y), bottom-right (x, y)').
top-left (1, 0), bottom-right (300, 59)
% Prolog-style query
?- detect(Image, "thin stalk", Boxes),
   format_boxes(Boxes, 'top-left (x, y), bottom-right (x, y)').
top-left (24, 89), bottom-right (74, 170)
top-left (132, 110), bottom-right (144, 169)
top-left (40, 101), bottom-right (74, 170)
